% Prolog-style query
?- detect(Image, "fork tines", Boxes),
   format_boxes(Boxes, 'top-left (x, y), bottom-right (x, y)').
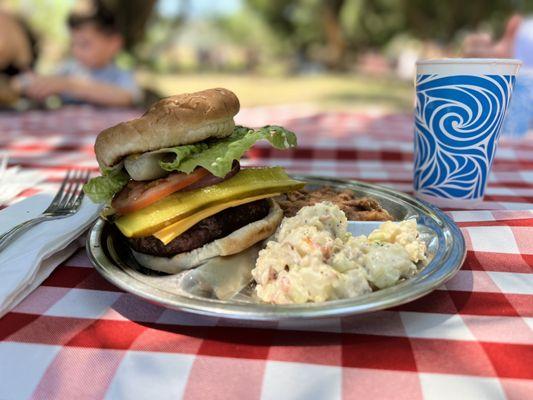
top-left (46, 169), bottom-right (91, 212)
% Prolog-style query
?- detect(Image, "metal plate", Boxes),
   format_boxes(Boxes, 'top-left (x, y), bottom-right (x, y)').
top-left (86, 176), bottom-right (466, 321)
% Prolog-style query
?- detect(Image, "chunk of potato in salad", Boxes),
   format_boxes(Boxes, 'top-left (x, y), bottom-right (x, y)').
top-left (252, 202), bottom-right (426, 304)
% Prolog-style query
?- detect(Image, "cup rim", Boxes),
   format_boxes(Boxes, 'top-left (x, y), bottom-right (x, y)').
top-left (417, 58), bottom-right (522, 66)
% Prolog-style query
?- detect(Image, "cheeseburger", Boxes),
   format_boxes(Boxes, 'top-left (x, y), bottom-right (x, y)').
top-left (84, 88), bottom-right (303, 273)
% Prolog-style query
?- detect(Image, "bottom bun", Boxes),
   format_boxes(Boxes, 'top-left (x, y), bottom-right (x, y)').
top-left (131, 199), bottom-right (283, 273)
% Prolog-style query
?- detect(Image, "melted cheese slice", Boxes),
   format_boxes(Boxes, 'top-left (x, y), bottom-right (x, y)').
top-left (153, 193), bottom-right (280, 245)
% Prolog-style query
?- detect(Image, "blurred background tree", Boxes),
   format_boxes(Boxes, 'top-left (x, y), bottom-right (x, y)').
top-left (99, 0), bottom-right (158, 51)
top-left (5, 0), bottom-right (532, 72)
top-left (2, 0), bottom-right (532, 109)
top-left (240, 0), bottom-right (533, 70)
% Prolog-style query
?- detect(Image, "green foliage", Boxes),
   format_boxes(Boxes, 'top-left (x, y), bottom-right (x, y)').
top-left (7, 0), bottom-right (533, 73)
top-left (245, 0), bottom-right (325, 51)
top-left (214, 6), bottom-right (288, 65)
top-left (4, 0), bottom-right (72, 46)
top-left (341, 0), bottom-right (406, 48)
top-left (242, 0), bottom-right (532, 69)
top-left (400, 0), bottom-right (514, 41)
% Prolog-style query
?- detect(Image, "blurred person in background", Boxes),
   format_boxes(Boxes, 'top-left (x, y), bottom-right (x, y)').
top-left (463, 14), bottom-right (533, 137)
top-left (0, 11), bottom-right (38, 106)
top-left (18, 5), bottom-right (141, 107)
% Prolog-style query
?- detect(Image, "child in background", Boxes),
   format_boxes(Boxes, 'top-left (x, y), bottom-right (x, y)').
top-left (21, 7), bottom-right (141, 107)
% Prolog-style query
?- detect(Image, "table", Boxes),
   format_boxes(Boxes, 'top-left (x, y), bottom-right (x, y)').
top-left (0, 106), bottom-right (531, 400)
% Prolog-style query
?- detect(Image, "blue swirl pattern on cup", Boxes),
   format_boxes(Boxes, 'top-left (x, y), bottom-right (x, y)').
top-left (414, 74), bottom-right (515, 200)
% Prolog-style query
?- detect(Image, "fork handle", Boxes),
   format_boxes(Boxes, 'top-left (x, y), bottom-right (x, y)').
top-left (0, 215), bottom-right (51, 252)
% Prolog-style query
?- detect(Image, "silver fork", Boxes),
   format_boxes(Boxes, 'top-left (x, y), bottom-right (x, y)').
top-left (0, 169), bottom-right (91, 252)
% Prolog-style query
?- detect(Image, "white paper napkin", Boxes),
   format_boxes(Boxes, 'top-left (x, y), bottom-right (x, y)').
top-left (0, 194), bottom-right (101, 317)
top-left (0, 167), bottom-right (46, 205)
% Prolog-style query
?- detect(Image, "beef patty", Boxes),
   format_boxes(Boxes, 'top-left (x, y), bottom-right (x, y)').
top-left (128, 199), bottom-right (270, 257)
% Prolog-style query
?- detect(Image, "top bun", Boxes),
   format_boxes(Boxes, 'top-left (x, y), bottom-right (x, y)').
top-left (95, 88), bottom-right (240, 169)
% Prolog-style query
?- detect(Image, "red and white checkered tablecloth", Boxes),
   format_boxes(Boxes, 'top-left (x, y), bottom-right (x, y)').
top-left (0, 105), bottom-right (532, 400)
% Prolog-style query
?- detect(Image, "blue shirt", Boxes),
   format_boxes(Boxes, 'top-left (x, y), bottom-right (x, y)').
top-left (515, 17), bottom-right (533, 69)
top-left (57, 59), bottom-right (142, 104)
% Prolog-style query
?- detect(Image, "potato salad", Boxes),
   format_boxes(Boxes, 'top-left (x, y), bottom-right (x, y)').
top-left (252, 202), bottom-right (426, 304)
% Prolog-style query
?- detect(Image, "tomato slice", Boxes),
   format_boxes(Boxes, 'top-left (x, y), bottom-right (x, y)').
top-left (112, 168), bottom-right (209, 215)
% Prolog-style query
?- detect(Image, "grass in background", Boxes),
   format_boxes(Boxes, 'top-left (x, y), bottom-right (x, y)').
top-left (138, 73), bottom-right (413, 111)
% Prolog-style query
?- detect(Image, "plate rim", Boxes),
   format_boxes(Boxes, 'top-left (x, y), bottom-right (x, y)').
top-left (86, 176), bottom-right (466, 321)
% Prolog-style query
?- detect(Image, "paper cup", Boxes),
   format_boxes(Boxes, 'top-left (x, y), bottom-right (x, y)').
top-left (413, 58), bottom-right (521, 208)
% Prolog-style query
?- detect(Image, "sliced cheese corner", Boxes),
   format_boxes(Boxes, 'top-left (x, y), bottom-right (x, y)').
top-left (153, 193), bottom-right (280, 245)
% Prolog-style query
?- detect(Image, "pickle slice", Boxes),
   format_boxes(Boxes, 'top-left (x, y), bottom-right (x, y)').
top-left (115, 167), bottom-right (304, 237)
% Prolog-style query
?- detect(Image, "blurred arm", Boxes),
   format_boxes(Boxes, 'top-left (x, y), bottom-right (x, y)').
top-left (462, 15), bottom-right (523, 58)
top-left (61, 77), bottom-right (135, 107)
top-left (23, 75), bottom-right (135, 107)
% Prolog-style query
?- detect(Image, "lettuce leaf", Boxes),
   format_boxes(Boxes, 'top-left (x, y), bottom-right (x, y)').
top-left (83, 167), bottom-right (129, 203)
top-left (160, 125), bottom-right (297, 177)
top-left (158, 142), bottom-right (209, 171)
top-left (83, 125), bottom-right (298, 203)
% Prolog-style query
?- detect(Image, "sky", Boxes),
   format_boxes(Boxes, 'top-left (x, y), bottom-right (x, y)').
top-left (157, 0), bottom-right (242, 18)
